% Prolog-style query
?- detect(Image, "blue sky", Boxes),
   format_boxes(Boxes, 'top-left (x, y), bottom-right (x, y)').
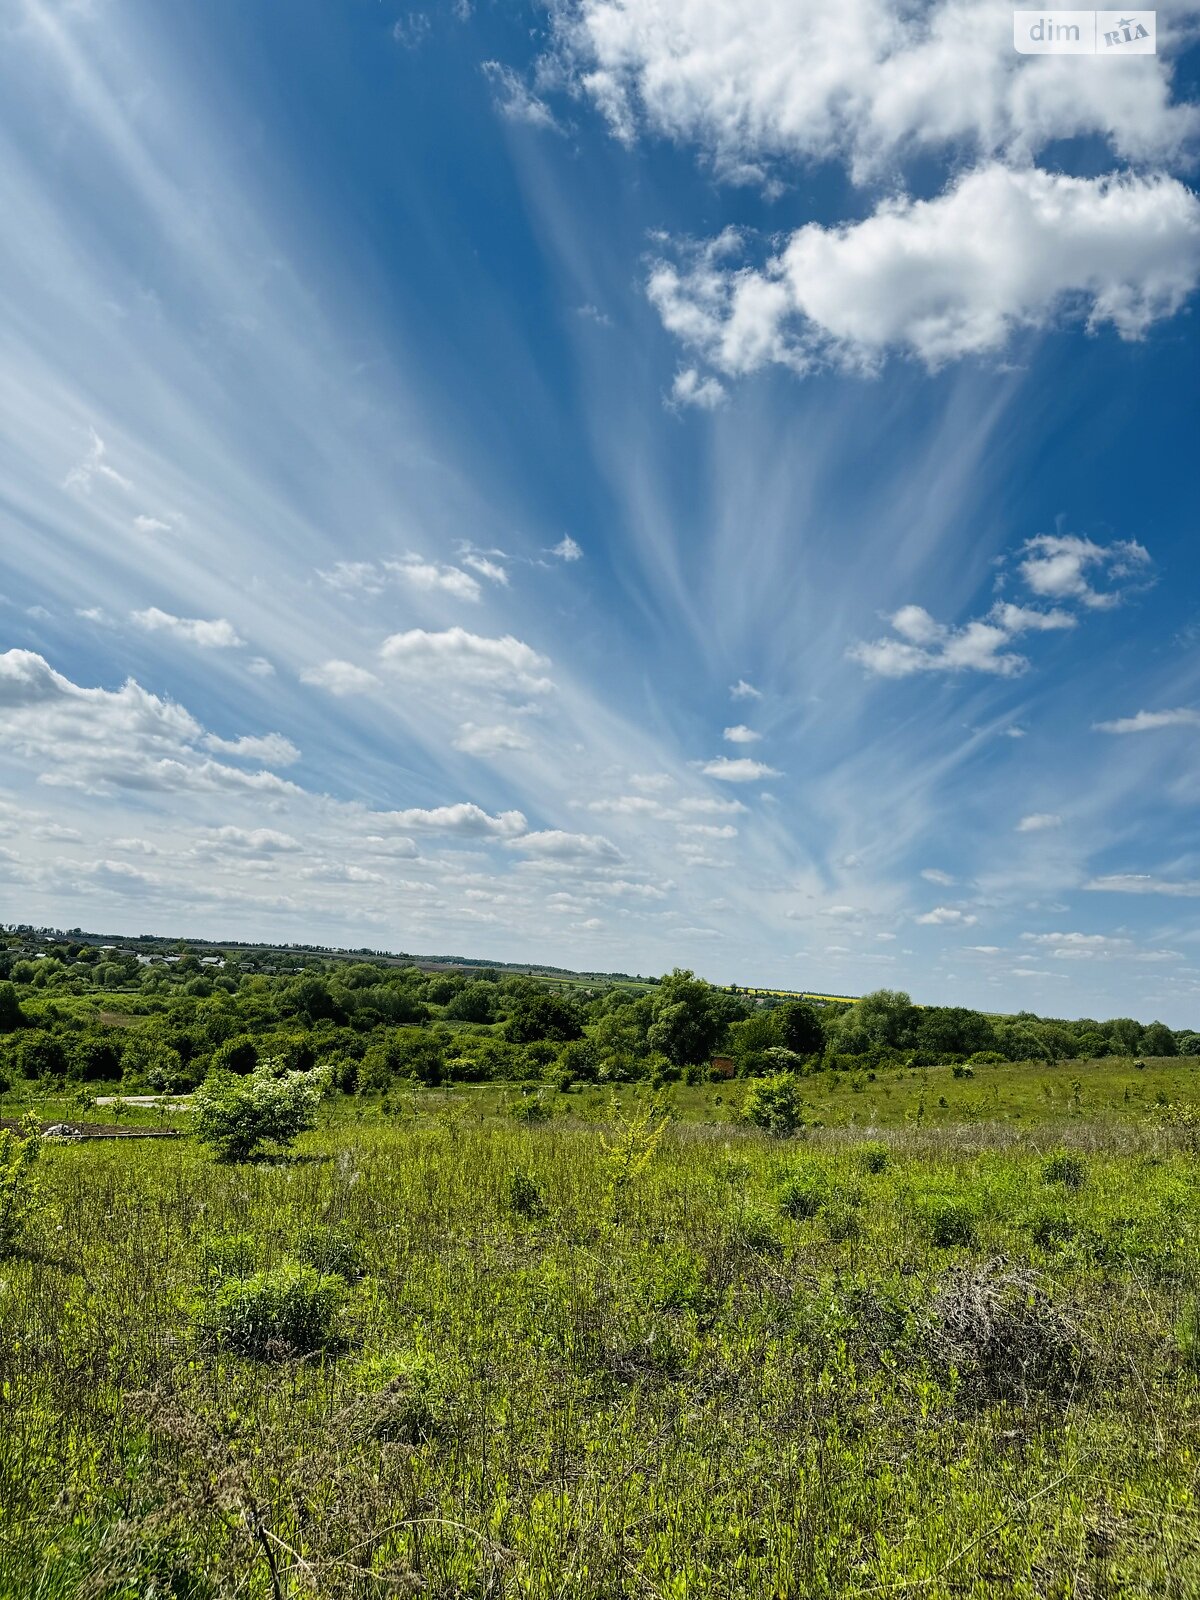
top-left (2, 0), bottom-right (1200, 1022)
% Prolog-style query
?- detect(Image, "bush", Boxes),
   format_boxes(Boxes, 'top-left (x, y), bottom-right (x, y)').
top-left (742, 1073), bottom-right (805, 1137)
top-left (192, 1062), bottom-right (331, 1162)
top-left (510, 1093), bottom-right (552, 1123)
top-left (856, 1142), bottom-right (889, 1174)
top-left (1041, 1151), bottom-right (1087, 1191)
top-left (297, 1221), bottom-right (365, 1281)
top-left (731, 1207), bottom-right (784, 1258)
top-left (0, 1113), bottom-right (43, 1256)
top-left (926, 1258), bottom-right (1089, 1404)
top-left (777, 1171), bottom-right (825, 1220)
top-left (506, 1171), bottom-right (547, 1219)
top-left (967, 1051), bottom-right (1006, 1066)
top-left (921, 1196), bottom-right (979, 1249)
top-left (200, 1232), bottom-right (258, 1282)
top-left (823, 1197), bottom-right (863, 1244)
top-left (198, 1262), bottom-right (346, 1357)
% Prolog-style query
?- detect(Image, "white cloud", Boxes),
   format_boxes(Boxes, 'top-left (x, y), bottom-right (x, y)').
top-left (1085, 873), bottom-right (1200, 897)
top-left (452, 721), bottom-right (533, 755)
top-left (677, 822), bottom-right (738, 838)
top-left (723, 724), bottom-right (761, 744)
top-left (317, 561), bottom-right (386, 595)
top-left (63, 427), bottom-right (132, 494)
top-left (700, 756), bottom-right (780, 782)
top-left (133, 514), bottom-right (174, 536)
top-left (1019, 534), bottom-right (1151, 609)
top-left (247, 657), bottom-right (276, 677)
top-left (204, 732), bottom-right (301, 765)
top-left (201, 826), bottom-right (303, 854)
top-left (461, 554), bottom-right (510, 586)
top-left (1017, 812), bottom-right (1062, 832)
top-left (551, 535), bottom-right (583, 562)
top-left (730, 679), bottom-right (761, 700)
top-left (1094, 707), bottom-right (1200, 734)
top-left (921, 868), bottom-right (955, 886)
top-left (507, 829), bottom-right (624, 862)
top-left (0, 650), bottom-right (298, 799)
top-left (850, 588), bottom-right (1093, 679)
top-left (551, 0), bottom-right (1198, 178)
top-left (647, 168), bottom-right (1200, 379)
top-left (131, 608), bottom-right (244, 648)
top-left (386, 555), bottom-right (481, 603)
top-left (916, 906), bottom-right (979, 926)
top-left (380, 803), bottom-right (528, 837)
top-left (300, 659), bottom-right (380, 695)
top-left (482, 60), bottom-right (562, 129)
top-left (670, 367), bottom-right (726, 409)
top-left (379, 628), bottom-right (553, 694)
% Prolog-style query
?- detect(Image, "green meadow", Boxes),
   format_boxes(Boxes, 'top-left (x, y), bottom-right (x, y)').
top-left (4, 1058), bottom-right (1200, 1599)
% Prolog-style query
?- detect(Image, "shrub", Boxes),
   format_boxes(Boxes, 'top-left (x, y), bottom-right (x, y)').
top-left (192, 1062), bottom-right (331, 1162)
top-left (198, 1262), bottom-right (346, 1357)
top-left (510, 1093), bottom-right (552, 1123)
top-left (926, 1258), bottom-right (1088, 1404)
top-left (967, 1051), bottom-right (1006, 1066)
top-left (1041, 1151), bottom-right (1087, 1191)
top-left (857, 1142), bottom-right (890, 1174)
top-left (506, 1171), bottom-right (547, 1220)
top-left (921, 1196), bottom-right (979, 1249)
top-left (200, 1232), bottom-right (258, 1282)
top-left (776, 1171), bottom-right (825, 1220)
top-left (347, 1355), bottom-right (450, 1444)
top-left (742, 1072), bottom-right (805, 1136)
top-left (823, 1198), bottom-right (863, 1244)
top-left (298, 1221), bottom-right (366, 1281)
top-left (731, 1207), bottom-right (784, 1258)
top-left (1028, 1208), bottom-right (1076, 1250)
top-left (0, 1113), bottom-right (43, 1257)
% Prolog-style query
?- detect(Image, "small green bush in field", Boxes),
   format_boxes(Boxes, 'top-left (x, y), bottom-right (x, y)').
top-left (298, 1221), bottom-right (365, 1281)
top-left (0, 1114), bottom-right (43, 1257)
top-left (921, 1196), bottom-right (979, 1249)
top-left (776, 1171), bottom-right (825, 1219)
top-left (731, 1206), bottom-right (784, 1258)
top-left (856, 1142), bottom-right (890, 1174)
top-left (742, 1073), bottom-right (805, 1137)
top-left (198, 1262), bottom-right (346, 1357)
top-left (506, 1170), bottom-right (547, 1219)
top-left (192, 1062), bottom-right (331, 1162)
top-left (1042, 1151), bottom-right (1087, 1191)
top-left (200, 1232), bottom-right (258, 1282)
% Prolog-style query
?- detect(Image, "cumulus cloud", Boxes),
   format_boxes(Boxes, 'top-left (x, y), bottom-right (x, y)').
top-left (699, 756), bottom-right (780, 782)
top-left (378, 803), bottom-right (528, 837)
top-left (916, 906), bottom-right (979, 925)
top-left (200, 826), bottom-right (303, 854)
top-left (300, 659), bottom-right (381, 695)
top-left (550, 0), bottom-right (1198, 178)
top-left (379, 627), bottom-right (553, 694)
top-left (1094, 707), bottom-right (1200, 734)
top-left (723, 724), bottom-right (761, 744)
top-left (452, 722), bottom-right (533, 755)
top-left (204, 732), bottom-right (301, 765)
top-left (730, 679), bottom-right (761, 700)
top-left (647, 168), bottom-right (1200, 379)
top-left (1019, 534), bottom-right (1151, 609)
top-left (461, 554), bottom-right (510, 586)
top-left (507, 829), bottom-right (624, 862)
top-left (669, 367), bottom-right (726, 409)
top-left (850, 582), bottom-right (1096, 679)
top-left (0, 650), bottom-right (298, 798)
top-left (387, 555), bottom-right (481, 602)
top-left (131, 608), bottom-right (244, 648)
top-left (551, 535), bottom-right (583, 562)
top-left (1017, 813), bottom-right (1062, 832)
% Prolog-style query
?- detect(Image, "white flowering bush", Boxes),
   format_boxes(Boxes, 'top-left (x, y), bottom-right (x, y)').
top-left (191, 1060), bottom-right (331, 1163)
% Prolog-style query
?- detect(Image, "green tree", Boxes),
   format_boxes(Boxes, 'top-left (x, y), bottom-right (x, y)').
top-left (0, 982), bottom-right (25, 1033)
top-left (775, 1000), bottom-right (826, 1057)
top-left (742, 1073), bottom-right (805, 1136)
top-left (646, 970), bottom-right (735, 1068)
top-left (1142, 1021), bottom-right (1178, 1057)
top-left (445, 981), bottom-right (499, 1024)
top-left (210, 1034), bottom-right (259, 1075)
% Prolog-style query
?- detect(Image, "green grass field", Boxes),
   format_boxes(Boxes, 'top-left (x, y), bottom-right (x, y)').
top-left (3, 1057), bottom-right (1200, 1597)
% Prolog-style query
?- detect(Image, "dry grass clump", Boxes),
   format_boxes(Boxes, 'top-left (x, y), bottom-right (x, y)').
top-left (926, 1256), bottom-right (1090, 1405)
